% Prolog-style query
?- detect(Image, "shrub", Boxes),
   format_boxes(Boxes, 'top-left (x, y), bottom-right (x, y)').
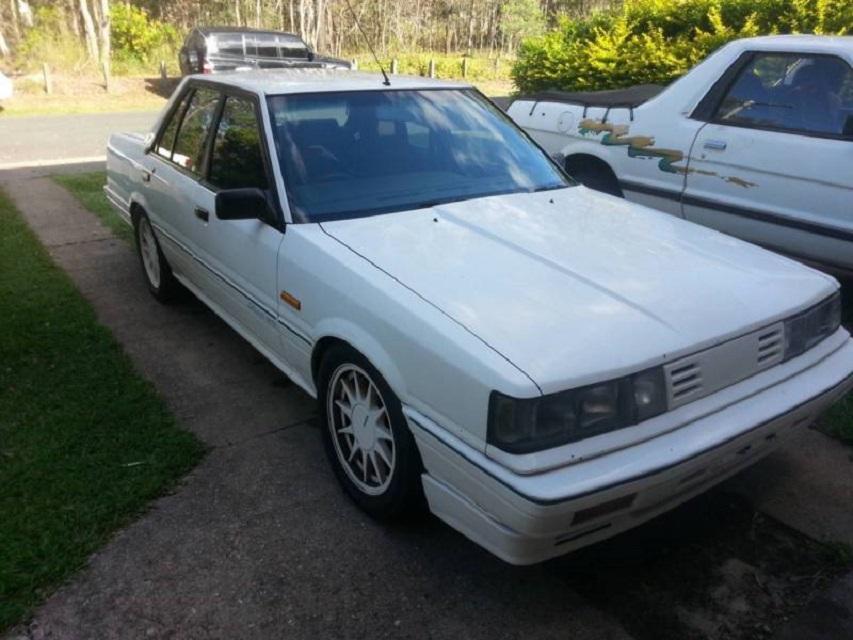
top-left (512, 0), bottom-right (853, 93)
top-left (111, 3), bottom-right (180, 73)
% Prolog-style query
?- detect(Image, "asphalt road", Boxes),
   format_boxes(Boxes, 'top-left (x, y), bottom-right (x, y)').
top-left (0, 111), bottom-right (158, 168)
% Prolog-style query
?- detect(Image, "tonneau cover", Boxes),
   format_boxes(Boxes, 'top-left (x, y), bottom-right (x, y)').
top-left (503, 84), bottom-right (664, 110)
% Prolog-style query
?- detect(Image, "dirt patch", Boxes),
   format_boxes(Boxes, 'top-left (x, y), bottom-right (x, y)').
top-left (548, 489), bottom-right (850, 640)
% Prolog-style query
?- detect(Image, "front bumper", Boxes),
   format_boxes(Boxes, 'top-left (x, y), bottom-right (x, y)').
top-left (406, 331), bottom-right (853, 565)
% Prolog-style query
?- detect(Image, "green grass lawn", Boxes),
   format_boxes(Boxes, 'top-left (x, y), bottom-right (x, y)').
top-left (53, 172), bottom-right (132, 242)
top-left (0, 188), bottom-right (204, 630)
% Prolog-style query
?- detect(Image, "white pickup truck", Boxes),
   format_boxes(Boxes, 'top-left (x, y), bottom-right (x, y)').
top-left (507, 35), bottom-right (853, 274)
top-left (105, 69), bottom-right (853, 564)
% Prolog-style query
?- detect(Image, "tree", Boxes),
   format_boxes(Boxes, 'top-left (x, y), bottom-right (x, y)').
top-left (500, 0), bottom-right (544, 52)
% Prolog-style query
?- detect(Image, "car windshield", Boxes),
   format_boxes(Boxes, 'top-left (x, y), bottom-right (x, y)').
top-left (267, 89), bottom-right (571, 222)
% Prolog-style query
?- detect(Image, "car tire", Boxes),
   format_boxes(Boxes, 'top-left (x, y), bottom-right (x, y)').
top-left (318, 343), bottom-right (425, 520)
top-left (134, 212), bottom-right (182, 303)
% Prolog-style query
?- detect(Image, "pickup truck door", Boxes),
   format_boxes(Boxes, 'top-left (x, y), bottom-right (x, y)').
top-left (683, 51), bottom-right (853, 272)
top-left (192, 93), bottom-right (285, 356)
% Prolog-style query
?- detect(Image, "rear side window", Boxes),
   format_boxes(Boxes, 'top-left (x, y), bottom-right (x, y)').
top-left (208, 96), bottom-right (268, 190)
top-left (252, 35), bottom-right (279, 58)
top-left (214, 34), bottom-right (244, 56)
top-left (172, 88), bottom-right (221, 174)
top-left (714, 53), bottom-right (853, 137)
top-left (156, 92), bottom-right (192, 159)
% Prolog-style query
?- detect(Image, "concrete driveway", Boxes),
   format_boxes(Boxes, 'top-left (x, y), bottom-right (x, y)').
top-left (2, 160), bottom-right (852, 640)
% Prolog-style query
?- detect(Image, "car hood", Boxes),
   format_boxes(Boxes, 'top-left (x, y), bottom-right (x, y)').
top-left (320, 186), bottom-right (836, 394)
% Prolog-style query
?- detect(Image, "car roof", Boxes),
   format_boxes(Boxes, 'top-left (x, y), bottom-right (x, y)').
top-left (733, 34), bottom-right (853, 57)
top-left (189, 69), bottom-right (470, 95)
top-left (195, 26), bottom-right (304, 41)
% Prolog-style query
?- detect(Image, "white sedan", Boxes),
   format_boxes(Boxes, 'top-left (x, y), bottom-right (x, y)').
top-left (105, 70), bottom-right (853, 565)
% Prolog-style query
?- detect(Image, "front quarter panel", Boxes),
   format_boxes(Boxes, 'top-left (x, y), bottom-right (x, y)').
top-left (277, 224), bottom-right (537, 451)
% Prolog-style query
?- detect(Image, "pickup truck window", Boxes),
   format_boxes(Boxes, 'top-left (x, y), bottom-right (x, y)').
top-left (172, 88), bottom-right (221, 174)
top-left (209, 96), bottom-right (269, 190)
top-left (714, 53), bottom-right (853, 137)
top-left (268, 89), bottom-right (569, 222)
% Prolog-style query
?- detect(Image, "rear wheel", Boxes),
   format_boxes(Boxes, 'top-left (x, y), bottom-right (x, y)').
top-left (318, 344), bottom-right (424, 519)
top-left (134, 212), bottom-right (182, 303)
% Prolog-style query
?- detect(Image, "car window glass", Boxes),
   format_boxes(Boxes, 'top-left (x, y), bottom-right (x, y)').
top-left (254, 35), bottom-right (279, 58)
top-left (269, 89), bottom-right (570, 222)
top-left (714, 53), bottom-right (853, 136)
top-left (172, 88), bottom-right (221, 174)
top-left (278, 36), bottom-right (310, 59)
top-left (156, 92), bottom-right (191, 159)
top-left (209, 96), bottom-right (268, 190)
top-left (214, 33), bottom-right (244, 56)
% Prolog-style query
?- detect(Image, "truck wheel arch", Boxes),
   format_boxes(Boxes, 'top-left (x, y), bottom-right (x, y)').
top-left (564, 154), bottom-right (623, 198)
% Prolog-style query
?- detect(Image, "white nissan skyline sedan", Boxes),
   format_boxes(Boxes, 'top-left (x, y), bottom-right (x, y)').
top-left (105, 70), bottom-right (853, 565)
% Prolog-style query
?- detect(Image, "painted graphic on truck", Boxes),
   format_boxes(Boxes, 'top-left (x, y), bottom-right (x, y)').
top-left (578, 119), bottom-right (756, 188)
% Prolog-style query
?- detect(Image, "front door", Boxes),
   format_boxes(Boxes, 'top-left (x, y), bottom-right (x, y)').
top-left (683, 51), bottom-right (853, 271)
top-left (195, 93), bottom-right (284, 356)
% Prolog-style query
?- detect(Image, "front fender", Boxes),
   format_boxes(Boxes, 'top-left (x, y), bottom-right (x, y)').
top-left (311, 317), bottom-right (408, 400)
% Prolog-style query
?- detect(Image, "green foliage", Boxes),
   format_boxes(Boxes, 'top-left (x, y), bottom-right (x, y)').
top-left (352, 52), bottom-right (512, 81)
top-left (501, 0), bottom-right (547, 45)
top-left (17, 6), bottom-right (88, 72)
top-left (512, 0), bottom-right (853, 93)
top-left (111, 3), bottom-right (180, 72)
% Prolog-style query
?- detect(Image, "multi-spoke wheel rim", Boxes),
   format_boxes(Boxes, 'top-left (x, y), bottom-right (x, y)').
top-left (327, 364), bottom-right (396, 496)
top-left (138, 218), bottom-right (161, 289)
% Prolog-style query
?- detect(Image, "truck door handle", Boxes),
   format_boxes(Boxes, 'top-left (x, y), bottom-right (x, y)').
top-left (703, 139), bottom-right (727, 151)
top-left (194, 207), bottom-right (209, 222)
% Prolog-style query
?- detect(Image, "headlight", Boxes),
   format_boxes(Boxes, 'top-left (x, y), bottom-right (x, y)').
top-left (488, 367), bottom-right (667, 453)
top-left (784, 292), bottom-right (841, 361)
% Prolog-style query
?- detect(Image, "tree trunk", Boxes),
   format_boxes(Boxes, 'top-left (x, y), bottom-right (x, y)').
top-left (0, 30), bottom-right (9, 57)
top-left (79, 0), bottom-right (99, 61)
top-left (255, 0), bottom-right (261, 28)
top-left (8, 0), bottom-right (20, 42)
top-left (97, 0), bottom-right (110, 64)
top-left (235, 0), bottom-right (242, 27)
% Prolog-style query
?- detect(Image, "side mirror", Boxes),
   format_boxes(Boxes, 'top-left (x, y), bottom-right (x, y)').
top-left (215, 188), bottom-right (275, 224)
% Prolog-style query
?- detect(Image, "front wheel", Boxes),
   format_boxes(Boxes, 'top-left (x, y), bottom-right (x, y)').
top-left (318, 344), bottom-right (424, 519)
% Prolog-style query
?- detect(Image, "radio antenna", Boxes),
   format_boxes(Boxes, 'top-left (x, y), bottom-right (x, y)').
top-left (343, 0), bottom-right (391, 86)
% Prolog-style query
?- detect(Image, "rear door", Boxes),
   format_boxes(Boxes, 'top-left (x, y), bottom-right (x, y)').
top-left (145, 85), bottom-right (222, 288)
top-left (683, 51), bottom-right (853, 271)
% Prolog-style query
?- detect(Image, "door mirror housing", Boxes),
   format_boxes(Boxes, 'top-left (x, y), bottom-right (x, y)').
top-left (215, 188), bottom-right (276, 225)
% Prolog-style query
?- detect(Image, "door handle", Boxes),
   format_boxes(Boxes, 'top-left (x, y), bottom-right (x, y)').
top-left (703, 139), bottom-right (727, 151)
top-left (194, 206), bottom-right (209, 222)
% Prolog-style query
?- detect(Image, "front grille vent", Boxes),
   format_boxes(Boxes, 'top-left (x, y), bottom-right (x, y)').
top-left (756, 327), bottom-right (784, 367)
top-left (670, 362), bottom-right (703, 401)
top-left (663, 321), bottom-right (785, 410)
